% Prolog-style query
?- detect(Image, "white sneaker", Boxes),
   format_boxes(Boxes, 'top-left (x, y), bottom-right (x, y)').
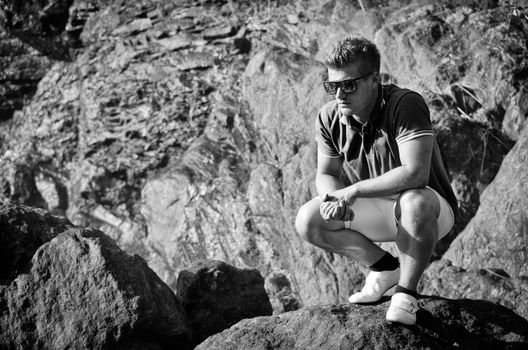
top-left (348, 268), bottom-right (400, 304)
top-left (386, 292), bottom-right (419, 325)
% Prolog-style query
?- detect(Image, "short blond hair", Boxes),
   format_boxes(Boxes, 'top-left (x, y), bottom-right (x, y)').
top-left (325, 35), bottom-right (380, 73)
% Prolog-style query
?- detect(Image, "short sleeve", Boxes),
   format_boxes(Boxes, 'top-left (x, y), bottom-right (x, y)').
top-left (315, 106), bottom-right (341, 158)
top-left (392, 92), bottom-right (434, 145)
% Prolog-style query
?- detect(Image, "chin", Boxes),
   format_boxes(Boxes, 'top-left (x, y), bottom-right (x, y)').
top-left (339, 107), bottom-right (354, 116)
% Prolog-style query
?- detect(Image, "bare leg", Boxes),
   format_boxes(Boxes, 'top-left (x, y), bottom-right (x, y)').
top-left (395, 189), bottom-right (440, 290)
top-left (295, 197), bottom-right (385, 265)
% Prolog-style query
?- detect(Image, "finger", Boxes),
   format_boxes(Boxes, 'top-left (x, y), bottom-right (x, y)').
top-left (321, 203), bottom-right (332, 216)
top-left (326, 208), bottom-right (334, 220)
top-left (345, 207), bottom-right (354, 221)
top-left (340, 206), bottom-right (349, 221)
top-left (319, 205), bottom-right (329, 219)
top-left (325, 207), bottom-right (337, 221)
top-left (334, 206), bottom-right (345, 220)
top-left (333, 205), bottom-right (345, 220)
top-left (321, 203), bottom-right (335, 221)
top-left (320, 207), bottom-right (329, 222)
top-left (321, 201), bottom-right (333, 210)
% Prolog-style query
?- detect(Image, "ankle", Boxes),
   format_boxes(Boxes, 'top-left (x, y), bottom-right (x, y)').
top-left (369, 252), bottom-right (399, 272)
top-left (394, 285), bottom-right (418, 298)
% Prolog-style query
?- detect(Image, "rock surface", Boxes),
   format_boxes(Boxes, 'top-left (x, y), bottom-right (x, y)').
top-left (420, 259), bottom-right (528, 320)
top-left (0, 0), bottom-right (79, 120)
top-left (0, 201), bottom-right (73, 284)
top-left (0, 0), bottom-right (528, 313)
top-left (176, 259), bottom-right (273, 346)
top-left (0, 32), bottom-right (53, 121)
top-left (443, 125), bottom-right (528, 277)
top-left (424, 125), bottom-right (528, 320)
top-left (196, 296), bottom-right (528, 350)
top-left (0, 226), bottom-right (192, 349)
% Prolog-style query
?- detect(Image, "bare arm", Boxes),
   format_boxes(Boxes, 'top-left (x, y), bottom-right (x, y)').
top-left (332, 135), bottom-right (434, 203)
top-left (315, 151), bottom-right (344, 198)
top-left (316, 152), bottom-right (357, 221)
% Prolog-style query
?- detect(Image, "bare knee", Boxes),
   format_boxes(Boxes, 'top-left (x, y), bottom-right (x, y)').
top-left (295, 199), bottom-right (322, 244)
top-left (396, 189), bottom-right (439, 223)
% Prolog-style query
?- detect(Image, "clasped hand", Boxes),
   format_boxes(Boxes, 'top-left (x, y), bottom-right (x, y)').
top-left (319, 193), bottom-right (355, 222)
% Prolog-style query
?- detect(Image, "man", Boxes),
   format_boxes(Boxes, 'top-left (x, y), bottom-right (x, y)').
top-left (295, 35), bottom-right (458, 325)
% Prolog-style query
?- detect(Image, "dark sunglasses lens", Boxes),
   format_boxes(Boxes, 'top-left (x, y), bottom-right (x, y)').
top-left (324, 79), bottom-right (358, 95)
top-left (323, 82), bottom-right (337, 95)
top-left (341, 80), bottom-right (357, 93)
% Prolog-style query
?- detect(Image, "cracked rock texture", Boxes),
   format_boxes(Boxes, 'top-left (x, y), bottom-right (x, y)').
top-left (0, 203), bottom-right (286, 348)
top-left (196, 297), bottom-right (528, 350)
top-left (0, 224), bottom-right (192, 349)
top-left (0, 0), bottom-right (528, 323)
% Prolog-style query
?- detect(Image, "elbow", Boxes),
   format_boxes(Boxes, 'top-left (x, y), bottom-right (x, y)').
top-left (409, 169), bottom-right (429, 188)
top-left (415, 178), bottom-right (428, 189)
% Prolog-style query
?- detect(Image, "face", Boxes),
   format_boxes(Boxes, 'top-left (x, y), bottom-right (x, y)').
top-left (326, 63), bottom-right (378, 120)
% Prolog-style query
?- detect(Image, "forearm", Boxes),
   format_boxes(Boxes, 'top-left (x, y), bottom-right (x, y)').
top-left (335, 166), bottom-right (427, 200)
top-left (315, 173), bottom-right (345, 198)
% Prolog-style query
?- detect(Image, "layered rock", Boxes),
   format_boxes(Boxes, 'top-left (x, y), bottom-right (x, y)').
top-left (0, 0), bottom-right (73, 37)
top-left (418, 111), bottom-right (528, 320)
top-left (0, 0), bottom-right (79, 121)
top-left (1, 0), bottom-right (527, 313)
top-left (442, 126), bottom-right (528, 277)
top-left (420, 259), bottom-right (528, 320)
top-left (0, 225), bottom-right (192, 349)
top-left (0, 33), bottom-right (53, 121)
top-left (196, 297), bottom-right (528, 349)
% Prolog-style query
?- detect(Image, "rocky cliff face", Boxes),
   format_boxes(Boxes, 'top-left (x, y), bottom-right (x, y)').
top-left (0, 0), bottom-right (81, 121)
top-left (1, 0), bottom-right (528, 320)
top-left (418, 124), bottom-right (528, 319)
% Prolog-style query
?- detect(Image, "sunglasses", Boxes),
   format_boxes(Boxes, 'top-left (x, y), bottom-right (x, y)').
top-left (323, 72), bottom-right (373, 95)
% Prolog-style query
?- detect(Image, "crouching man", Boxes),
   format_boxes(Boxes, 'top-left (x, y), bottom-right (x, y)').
top-left (295, 35), bottom-right (458, 325)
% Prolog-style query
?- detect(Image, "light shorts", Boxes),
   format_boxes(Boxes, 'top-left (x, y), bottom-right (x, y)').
top-left (342, 187), bottom-right (454, 242)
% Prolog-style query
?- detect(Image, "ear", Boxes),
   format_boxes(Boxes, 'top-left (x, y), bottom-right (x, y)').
top-left (371, 72), bottom-right (380, 85)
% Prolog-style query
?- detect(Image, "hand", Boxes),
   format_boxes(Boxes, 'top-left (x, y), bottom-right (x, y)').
top-left (332, 186), bottom-right (359, 206)
top-left (319, 194), bottom-right (354, 222)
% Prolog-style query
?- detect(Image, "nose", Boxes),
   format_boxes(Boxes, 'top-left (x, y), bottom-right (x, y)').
top-left (335, 87), bottom-right (347, 99)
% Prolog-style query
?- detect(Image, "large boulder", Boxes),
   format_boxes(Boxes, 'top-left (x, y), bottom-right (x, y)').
top-left (176, 259), bottom-right (273, 346)
top-left (196, 297), bottom-right (528, 350)
top-left (0, 201), bottom-right (73, 284)
top-left (420, 259), bottom-right (528, 320)
top-left (443, 126), bottom-right (528, 277)
top-left (0, 226), bottom-right (191, 349)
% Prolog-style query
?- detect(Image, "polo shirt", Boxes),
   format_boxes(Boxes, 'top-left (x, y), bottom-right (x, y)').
top-left (315, 83), bottom-right (459, 218)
